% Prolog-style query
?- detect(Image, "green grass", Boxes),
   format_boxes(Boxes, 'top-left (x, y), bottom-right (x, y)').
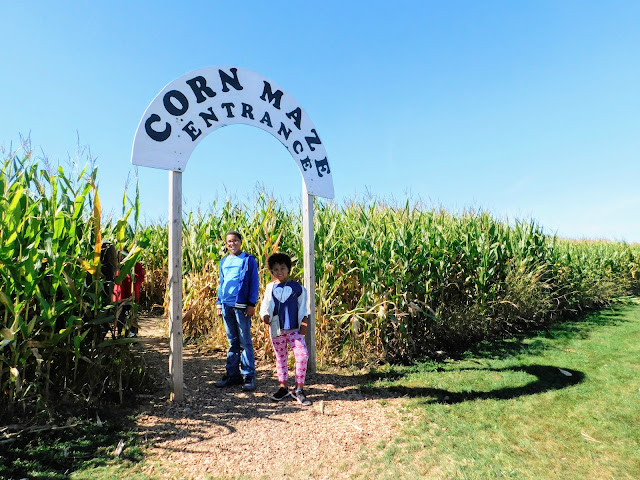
top-left (357, 299), bottom-right (640, 479)
top-left (0, 411), bottom-right (145, 480)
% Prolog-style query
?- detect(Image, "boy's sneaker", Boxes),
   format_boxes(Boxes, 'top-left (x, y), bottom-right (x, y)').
top-left (270, 387), bottom-right (290, 401)
top-left (215, 374), bottom-right (243, 388)
top-left (291, 388), bottom-right (312, 406)
top-left (242, 376), bottom-right (256, 391)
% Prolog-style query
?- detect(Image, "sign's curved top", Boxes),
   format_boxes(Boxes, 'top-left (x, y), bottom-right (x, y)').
top-left (131, 66), bottom-right (333, 198)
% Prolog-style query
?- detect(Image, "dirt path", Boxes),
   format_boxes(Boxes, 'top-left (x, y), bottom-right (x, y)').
top-left (134, 316), bottom-right (405, 479)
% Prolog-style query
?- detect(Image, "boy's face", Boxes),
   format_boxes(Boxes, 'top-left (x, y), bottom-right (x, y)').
top-left (270, 263), bottom-right (290, 283)
top-left (225, 234), bottom-right (242, 255)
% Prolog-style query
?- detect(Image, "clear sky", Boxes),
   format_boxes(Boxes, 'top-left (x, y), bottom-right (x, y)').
top-left (2, 1), bottom-right (639, 242)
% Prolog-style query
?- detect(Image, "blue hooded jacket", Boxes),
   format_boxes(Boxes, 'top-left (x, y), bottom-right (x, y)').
top-left (216, 252), bottom-right (259, 308)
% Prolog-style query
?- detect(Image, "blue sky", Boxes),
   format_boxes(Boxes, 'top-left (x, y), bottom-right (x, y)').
top-left (2, 1), bottom-right (639, 242)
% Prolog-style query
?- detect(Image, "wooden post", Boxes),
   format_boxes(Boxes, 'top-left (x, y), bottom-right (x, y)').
top-left (302, 185), bottom-right (316, 373)
top-left (168, 170), bottom-right (184, 401)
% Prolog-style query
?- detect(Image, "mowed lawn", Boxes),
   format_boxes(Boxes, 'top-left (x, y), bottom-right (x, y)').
top-left (352, 300), bottom-right (640, 480)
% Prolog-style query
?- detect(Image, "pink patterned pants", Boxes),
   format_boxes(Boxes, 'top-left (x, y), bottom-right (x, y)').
top-left (270, 330), bottom-right (309, 385)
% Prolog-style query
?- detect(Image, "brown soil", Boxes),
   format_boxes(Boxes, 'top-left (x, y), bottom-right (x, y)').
top-left (134, 315), bottom-right (406, 480)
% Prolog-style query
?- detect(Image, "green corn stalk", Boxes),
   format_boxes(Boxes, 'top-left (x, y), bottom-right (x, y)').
top-left (1, 148), bottom-right (148, 418)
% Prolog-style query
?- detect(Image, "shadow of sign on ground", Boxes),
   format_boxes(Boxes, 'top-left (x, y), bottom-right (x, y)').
top-left (361, 364), bottom-right (585, 404)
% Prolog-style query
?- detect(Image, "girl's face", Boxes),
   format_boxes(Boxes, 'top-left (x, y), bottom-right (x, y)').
top-left (225, 234), bottom-right (242, 255)
top-left (270, 263), bottom-right (290, 283)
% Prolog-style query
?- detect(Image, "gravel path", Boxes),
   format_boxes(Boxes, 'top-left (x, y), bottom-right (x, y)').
top-left (134, 316), bottom-right (405, 479)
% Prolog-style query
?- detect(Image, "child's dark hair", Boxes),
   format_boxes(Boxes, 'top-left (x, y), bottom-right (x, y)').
top-left (268, 252), bottom-right (292, 271)
top-left (225, 230), bottom-right (242, 242)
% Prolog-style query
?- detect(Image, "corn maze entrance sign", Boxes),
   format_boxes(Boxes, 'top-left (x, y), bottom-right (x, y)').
top-left (132, 67), bottom-right (333, 401)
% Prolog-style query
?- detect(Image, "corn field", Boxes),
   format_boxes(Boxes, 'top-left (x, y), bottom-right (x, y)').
top-left (3, 149), bottom-right (639, 419)
top-left (0, 151), bottom-right (147, 420)
top-left (139, 196), bottom-right (640, 365)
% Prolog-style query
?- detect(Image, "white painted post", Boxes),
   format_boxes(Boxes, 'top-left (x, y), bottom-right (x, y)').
top-left (302, 185), bottom-right (316, 373)
top-left (168, 171), bottom-right (184, 401)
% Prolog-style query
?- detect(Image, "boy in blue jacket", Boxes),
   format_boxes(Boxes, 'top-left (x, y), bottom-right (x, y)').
top-left (215, 230), bottom-right (259, 391)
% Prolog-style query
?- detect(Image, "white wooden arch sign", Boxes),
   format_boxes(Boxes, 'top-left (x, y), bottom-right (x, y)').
top-left (132, 66), bottom-right (333, 401)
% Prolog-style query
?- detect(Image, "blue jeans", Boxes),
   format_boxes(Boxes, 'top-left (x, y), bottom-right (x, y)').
top-left (221, 305), bottom-right (255, 378)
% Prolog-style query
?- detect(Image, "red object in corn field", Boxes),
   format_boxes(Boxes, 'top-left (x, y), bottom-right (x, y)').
top-left (113, 262), bottom-right (146, 302)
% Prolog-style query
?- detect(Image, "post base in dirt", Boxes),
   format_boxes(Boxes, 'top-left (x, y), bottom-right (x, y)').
top-left (169, 170), bottom-right (184, 402)
top-left (303, 186), bottom-right (316, 374)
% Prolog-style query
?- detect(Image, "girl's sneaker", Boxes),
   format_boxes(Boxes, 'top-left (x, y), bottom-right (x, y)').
top-left (291, 388), bottom-right (312, 406)
top-left (271, 386), bottom-right (290, 401)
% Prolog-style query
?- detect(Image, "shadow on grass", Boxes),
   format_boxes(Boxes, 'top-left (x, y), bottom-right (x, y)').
top-left (0, 410), bottom-right (142, 480)
top-left (361, 364), bottom-right (585, 404)
top-left (462, 305), bottom-right (629, 361)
